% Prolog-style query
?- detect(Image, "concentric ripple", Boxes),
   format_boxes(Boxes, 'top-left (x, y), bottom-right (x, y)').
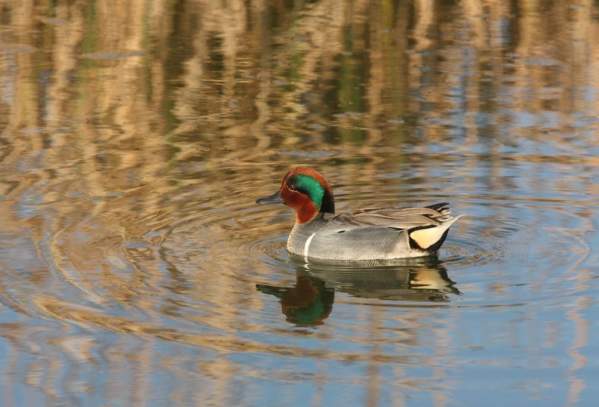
top-left (0, 153), bottom-right (597, 406)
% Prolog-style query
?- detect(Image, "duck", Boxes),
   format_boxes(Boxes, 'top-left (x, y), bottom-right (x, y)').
top-left (256, 167), bottom-right (463, 264)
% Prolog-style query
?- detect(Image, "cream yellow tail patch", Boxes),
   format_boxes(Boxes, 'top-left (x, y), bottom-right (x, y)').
top-left (409, 216), bottom-right (463, 249)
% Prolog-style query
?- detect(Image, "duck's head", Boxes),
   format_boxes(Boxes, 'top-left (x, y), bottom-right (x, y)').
top-left (256, 167), bottom-right (335, 224)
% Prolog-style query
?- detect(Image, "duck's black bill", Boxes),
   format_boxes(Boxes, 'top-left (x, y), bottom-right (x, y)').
top-left (256, 191), bottom-right (283, 205)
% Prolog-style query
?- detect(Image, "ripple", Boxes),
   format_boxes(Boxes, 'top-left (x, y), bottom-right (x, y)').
top-left (244, 234), bottom-right (289, 268)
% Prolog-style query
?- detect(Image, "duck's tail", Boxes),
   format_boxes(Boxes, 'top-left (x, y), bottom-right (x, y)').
top-left (409, 214), bottom-right (464, 252)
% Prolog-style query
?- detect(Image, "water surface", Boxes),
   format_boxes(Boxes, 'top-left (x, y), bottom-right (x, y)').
top-left (1, 1), bottom-right (598, 406)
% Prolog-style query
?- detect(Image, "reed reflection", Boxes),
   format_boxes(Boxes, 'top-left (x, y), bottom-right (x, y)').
top-left (258, 261), bottom-right (459, 325)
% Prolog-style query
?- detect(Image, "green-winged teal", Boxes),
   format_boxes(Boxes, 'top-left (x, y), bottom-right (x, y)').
top-left (257, 167), bottom-right (463, 264)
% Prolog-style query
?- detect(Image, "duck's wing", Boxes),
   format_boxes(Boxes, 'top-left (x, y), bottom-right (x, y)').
top-left (330, 202), bottom-right (462, 251)
top-left (332, 202), bottom-right (453, 229)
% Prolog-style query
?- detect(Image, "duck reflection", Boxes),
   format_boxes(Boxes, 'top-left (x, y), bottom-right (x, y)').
top-left (257, 260), bottom-right (459, 326)
top-left (257, 273), bottom-right (334, 326)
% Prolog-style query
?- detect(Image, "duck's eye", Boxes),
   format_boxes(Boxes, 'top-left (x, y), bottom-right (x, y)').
top-left (288, 184), bottom-right (298, 192)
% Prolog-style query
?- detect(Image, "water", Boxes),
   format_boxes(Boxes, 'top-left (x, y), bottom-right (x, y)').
top-left (1, 1), bottom-right (598, 405)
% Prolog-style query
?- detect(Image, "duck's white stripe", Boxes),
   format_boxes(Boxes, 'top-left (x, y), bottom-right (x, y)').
top-left (303, 233), bottom-right (316, 262)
